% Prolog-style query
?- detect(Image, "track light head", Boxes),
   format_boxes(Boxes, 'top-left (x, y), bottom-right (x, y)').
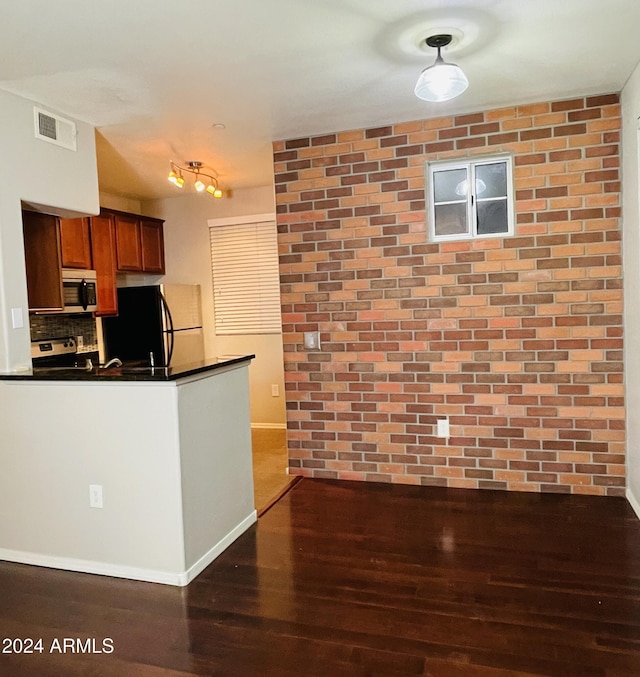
top-left (168, 161), bottom-right (225, 197)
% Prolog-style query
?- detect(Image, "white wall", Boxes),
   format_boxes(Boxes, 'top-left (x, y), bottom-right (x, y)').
top-left (178, 364), bottom-right (255, 569)
top-left (0, 380), bottom-right (185, 576)
top-left (99, 192), bottom-right (142, 215)
top-left (143, 187), bottom-right (286, 428)
top-left (0, 364), bottom-right (256, 585)
top-left (0, 90), bottom-right (99, 372)
top-left (622, 62), bottom-right (640, 515)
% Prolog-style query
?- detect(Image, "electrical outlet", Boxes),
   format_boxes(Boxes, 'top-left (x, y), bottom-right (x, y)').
top-left (76, 335), bottom-right (84, 350)
top-left (271, 384), bottom-right (280, 397)
top-left (89, 484), bottom-right (103, 509)
top-left (436, 419), bottom-right (450, 439)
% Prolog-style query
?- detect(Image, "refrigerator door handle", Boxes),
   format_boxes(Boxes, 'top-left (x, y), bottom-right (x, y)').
top-left (159, 290), bottom-right (175, 365)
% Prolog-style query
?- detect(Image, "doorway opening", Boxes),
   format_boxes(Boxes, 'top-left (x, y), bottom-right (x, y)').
top-left (251, 427), bottom-right (297, 515)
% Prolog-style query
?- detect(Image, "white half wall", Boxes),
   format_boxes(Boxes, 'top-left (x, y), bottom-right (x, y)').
top-left (0, 381), bottom-right (186, 574)
top-left (622, 62), bottom-right (640, 517)
top-left (0, 363), bottom-right (257, 585)
top-left (177, 364), bottom-right (255, 570)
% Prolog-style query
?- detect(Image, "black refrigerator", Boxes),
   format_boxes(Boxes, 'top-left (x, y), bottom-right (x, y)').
top-left (103, 284), bottom-right (205, 367)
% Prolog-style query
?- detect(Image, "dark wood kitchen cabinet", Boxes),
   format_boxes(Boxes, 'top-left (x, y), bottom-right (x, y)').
top-left (114, 212), bottom-right (165, 274)
top-left (59, 216), bottom-right (92, 269)
top-left (89, 211), bottom-right (118, 316)
top-left (114, 212), bottom-right (143, 272)
top-left (23, 206), bottom-right (165, 317)
top-left (140, 218), bottom-right (165, 273)
top-left (89, 208), bottom-right (165, 314)
top-left (22, 210), bottom-right (64, 311)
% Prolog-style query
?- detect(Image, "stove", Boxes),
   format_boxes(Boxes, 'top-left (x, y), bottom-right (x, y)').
top-left (31, 337), bottom-right (97, 368)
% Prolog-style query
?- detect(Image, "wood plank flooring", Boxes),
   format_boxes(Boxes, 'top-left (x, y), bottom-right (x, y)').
top-left (1, 478), bottom-right (640, 675)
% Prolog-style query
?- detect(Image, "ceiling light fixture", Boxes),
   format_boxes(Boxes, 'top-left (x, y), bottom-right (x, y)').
top-left (414, 34), bottom-right (468, 103)
top-left (168, 169), bottom-right (184, 188)
top-left (168, 161), bottom-right (224, 198)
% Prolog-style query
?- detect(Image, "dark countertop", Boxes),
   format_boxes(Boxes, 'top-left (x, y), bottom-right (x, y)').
top-left (0, 354), bottom-right (255, 382)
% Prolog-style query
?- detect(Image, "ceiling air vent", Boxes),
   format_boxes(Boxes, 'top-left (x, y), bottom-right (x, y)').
top-left (33, 107), bottom-right (77, 151)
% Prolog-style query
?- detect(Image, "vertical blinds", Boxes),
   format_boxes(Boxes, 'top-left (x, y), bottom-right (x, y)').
top-left (209, 220), bottom-right (282, 335)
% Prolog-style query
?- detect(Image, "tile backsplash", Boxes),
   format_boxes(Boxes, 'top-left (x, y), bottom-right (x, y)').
top-left (29, 314), bottom-right (98, 352)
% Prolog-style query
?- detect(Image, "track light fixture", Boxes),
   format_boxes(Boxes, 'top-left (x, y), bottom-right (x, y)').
top-left (168, 161), bottom-right (223, 198)
top-left (414, 34), bottom-right (468, 103)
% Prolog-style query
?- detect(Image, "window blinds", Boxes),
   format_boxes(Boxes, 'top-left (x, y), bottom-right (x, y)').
top-left (209, 220), bottom-right (282, 335)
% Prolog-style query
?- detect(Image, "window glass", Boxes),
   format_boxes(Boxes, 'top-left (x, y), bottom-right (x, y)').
top-left (433, 168), bottom-right (468, 203)
top-left (434, 203), bottom-right (468, 237)
top-left (476, 200), bottom-right (508, 235)
top-left (427, 155), bottom-right (513, 242)
top-left (475, 162), bottom-right (507, 200)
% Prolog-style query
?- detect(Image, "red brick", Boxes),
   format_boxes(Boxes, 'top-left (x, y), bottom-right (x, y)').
top-left (274, 94), bottom-right (624, 496)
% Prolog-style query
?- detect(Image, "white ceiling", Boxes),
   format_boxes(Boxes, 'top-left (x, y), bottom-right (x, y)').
top-left (1, 0), bottom-right (640, 201)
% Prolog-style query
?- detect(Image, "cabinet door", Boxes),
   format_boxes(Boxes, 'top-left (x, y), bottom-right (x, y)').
top-left (140, 219), bottom-right (165, 274)
top-left (115, 213), bottom-right (142, 272)
top-left (22, 211), bottom-right (64, 311)
top-left (89, 211), bottom-right (118, 316)
top-left (60, 217), bottom-right (92, 269)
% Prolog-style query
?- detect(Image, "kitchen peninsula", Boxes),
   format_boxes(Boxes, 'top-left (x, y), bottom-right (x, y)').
top-left (0, 354), bottom-right (255, 586)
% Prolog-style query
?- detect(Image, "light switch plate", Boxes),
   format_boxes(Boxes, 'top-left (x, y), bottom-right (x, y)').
top-left (304, 331), bottom-right (321, 350)
top-left (437, 419), bottom-right (450, 438)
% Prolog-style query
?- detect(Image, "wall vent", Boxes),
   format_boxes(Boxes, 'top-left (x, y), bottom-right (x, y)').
top-left (33, 107), bottom-right (77, 151)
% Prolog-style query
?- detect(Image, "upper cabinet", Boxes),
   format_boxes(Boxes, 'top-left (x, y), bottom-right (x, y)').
top-left (113, 212), bottom-right (165, 274)
top-left (23, 207), bottom-right (165, 317)
top-left (89, 211), bottom-right (118, 316)
top-left (114, 213), bottom-right (143, 272)
top-left (22, 211), bottom-right (64, 311)
top-left (59, 217), bottom-right (92, 269)
top-left (140, 218), bottom-right (165, 274)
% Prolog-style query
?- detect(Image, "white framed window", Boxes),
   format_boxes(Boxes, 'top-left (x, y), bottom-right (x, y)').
top-left (209, 214), bottom-right (281, 335)
top-left (426, 154), bottom-right (514, 242)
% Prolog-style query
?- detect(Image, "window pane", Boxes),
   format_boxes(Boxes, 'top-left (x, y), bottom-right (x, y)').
top-left (475, 162), bottom-right (507, 199)
top-left (434, 203), bottom-right (468, 237)
top-left (433, 168), bottom-right (468, 202)
top-left (476, 199), bottom-right (508, 235)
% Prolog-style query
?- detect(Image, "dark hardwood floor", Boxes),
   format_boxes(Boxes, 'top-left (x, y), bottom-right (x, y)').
top-left (2, 478), bottom-right (640, 676)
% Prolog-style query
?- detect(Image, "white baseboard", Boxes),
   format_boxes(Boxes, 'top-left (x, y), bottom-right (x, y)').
top-left (626, 488), bottom-right (640, 521)
top-left (0, 548), bottom-right (185, 586)
top-left (180, 511), bottom-right (257, 586)
top-left (251, 422), bottom-right (287, 430)
top-left (0, 510), bottom-right (257, 587)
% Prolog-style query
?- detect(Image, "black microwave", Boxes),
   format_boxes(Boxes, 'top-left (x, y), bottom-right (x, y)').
top-left (61, 269), bottom-right (98, 313)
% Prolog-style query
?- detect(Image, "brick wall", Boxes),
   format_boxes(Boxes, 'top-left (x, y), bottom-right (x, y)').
top-left (273, 94), bottom-right (624, 496)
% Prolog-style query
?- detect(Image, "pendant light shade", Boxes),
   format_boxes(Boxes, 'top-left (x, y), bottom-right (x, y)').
top-left (414, 34), bottom-right (468, 103)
